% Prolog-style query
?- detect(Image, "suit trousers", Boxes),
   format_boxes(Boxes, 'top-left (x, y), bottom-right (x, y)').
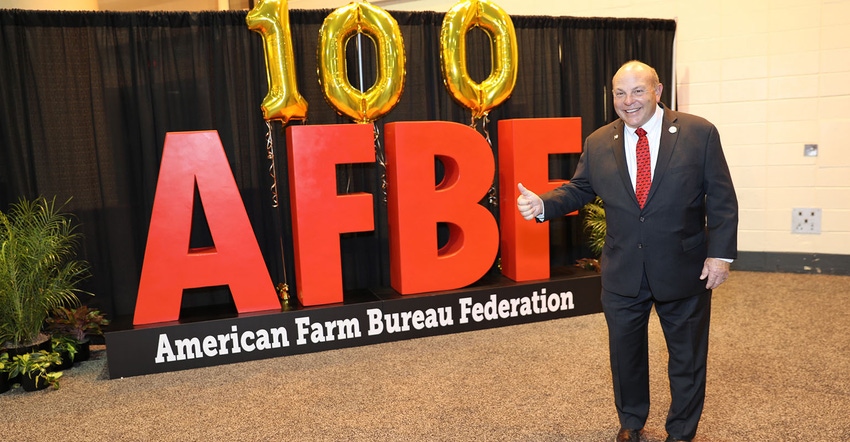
top-left (601, 270), bottom-right (712, 440)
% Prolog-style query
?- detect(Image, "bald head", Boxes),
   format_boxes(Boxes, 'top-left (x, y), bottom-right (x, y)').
top-left (611, 60), bottom-right (663, 128)
top-left (613, 61), bottom-right (660, 89)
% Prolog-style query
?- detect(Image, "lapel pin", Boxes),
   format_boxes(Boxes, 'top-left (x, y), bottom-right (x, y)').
top-left (669, 126), bottom-right (678, 134)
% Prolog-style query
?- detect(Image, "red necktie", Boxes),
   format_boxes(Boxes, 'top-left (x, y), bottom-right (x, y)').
top-left (635, 127), bottom-right (651, 208)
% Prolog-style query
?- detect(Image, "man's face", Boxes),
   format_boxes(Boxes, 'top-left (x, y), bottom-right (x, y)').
top-left (612, 67), bottom-right (663, 128)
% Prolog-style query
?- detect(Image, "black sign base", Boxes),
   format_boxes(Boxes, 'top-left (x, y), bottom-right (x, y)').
top-left (105, 268), bottom-right (601, 379)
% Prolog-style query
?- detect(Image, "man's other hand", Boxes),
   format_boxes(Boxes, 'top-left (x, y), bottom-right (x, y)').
top-left (700, 257), bottom-right (731, 289)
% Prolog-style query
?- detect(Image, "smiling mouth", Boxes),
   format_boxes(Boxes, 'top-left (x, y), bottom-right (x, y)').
top-left (625, 108), bottom-right (641, 114)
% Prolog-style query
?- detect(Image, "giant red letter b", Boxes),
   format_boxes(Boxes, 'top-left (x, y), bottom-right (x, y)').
top-left (384, 121), bottom-right (499, 294)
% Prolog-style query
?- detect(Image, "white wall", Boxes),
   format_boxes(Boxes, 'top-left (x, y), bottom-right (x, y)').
top-left (290, 0), bottom-right (850, 256)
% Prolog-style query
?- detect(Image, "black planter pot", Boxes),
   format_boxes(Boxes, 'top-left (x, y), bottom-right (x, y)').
top-left (4, 341), bottom-right (42, 386)
top-left (76, 339), bottom-right (91, 362)
top-left (3, 335), bottom-right (54, 386)
top-left (0, 373), bottom-right (10, 394)
top-left (51, 338), bottom-right (78, 370)
top-left (54, 349), bottom-right (74, 371)
top-left (4, 334), bottom-right (52, 357)
top-left (20, 372), bottom-right (49, 392)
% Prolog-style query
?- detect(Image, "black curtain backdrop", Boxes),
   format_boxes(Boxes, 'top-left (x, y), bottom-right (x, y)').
top-left (0, 9), bottom-right (675, 320)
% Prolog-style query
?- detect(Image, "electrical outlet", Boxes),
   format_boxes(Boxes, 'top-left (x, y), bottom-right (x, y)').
top-left (792, 208), bottom-right (821, 234)
top-left (804, 144), bottom-right (818, 157)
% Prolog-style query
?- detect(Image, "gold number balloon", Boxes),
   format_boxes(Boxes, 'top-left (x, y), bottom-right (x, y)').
top-left (318, 1), bottom-right (406, 124)
top-left (246, 0), bottom-right (308, 123)
top-left (440, 0), bottom-right (518, 119)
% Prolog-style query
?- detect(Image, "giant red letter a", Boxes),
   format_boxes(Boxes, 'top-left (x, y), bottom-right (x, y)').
top-left (133, 131), bottom-right (279, 325)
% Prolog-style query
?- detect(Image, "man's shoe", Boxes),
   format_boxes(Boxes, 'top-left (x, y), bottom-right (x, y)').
top-left (616, 428), bottom-right (643, 442)
top-left (664, 436), bottom-right (691, 442)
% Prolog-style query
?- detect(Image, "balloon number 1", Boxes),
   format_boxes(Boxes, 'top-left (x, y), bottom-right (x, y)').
top-left (245, 0), bottom-right (309, 124)
top-left (247, 0), bottom-right (518, 124)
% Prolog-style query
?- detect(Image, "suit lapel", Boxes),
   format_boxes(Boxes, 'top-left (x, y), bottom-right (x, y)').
top-left (610, 120), bottom-right (635, 204)
top-left (647, 105), bottom-right (679, 205)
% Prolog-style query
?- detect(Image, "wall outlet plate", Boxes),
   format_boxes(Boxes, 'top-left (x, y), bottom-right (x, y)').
top-left (792, 208), bottom-right (821, 234)
top-left (804, 144), bottom-right (818, 157)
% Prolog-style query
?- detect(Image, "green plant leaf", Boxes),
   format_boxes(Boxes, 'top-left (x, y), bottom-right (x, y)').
top-left (580, 196), bottom-right (606, 258)
top-left (0, 196), bottom-right (90, 347)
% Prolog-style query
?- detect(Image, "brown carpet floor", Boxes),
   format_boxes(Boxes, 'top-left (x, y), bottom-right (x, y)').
top-left (2, 271), bottom-right (849, 441)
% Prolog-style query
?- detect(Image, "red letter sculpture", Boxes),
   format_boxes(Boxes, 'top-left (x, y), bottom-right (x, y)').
top-left (384, 121), bottom-right (499, 294)
top-left (134, 131), bottom-right (280, 325)
top-left (286, 124), bottom-right (375, 306)
top-left (498, 117), bottom-right (582, 281)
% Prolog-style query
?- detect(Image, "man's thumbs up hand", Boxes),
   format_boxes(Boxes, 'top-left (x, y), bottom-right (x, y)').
top-left (516, 183), bottom-right (543, 221)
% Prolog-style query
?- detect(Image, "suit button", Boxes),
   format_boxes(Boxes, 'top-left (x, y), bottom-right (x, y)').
top-left (638, 243), bottom-right (644, 248)
top-left (639, 216), bottom-right (645, 222)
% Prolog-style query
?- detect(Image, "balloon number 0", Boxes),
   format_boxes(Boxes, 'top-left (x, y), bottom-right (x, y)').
top-left (440, 0), bottom-right (518, 120)
top-left (318, 2), bottom-right (406, 124)
top-left (247, 0), bottom-right (518, 124)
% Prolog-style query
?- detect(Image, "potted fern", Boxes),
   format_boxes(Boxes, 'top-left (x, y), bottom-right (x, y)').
top-left (46, 305), bottom-right (109, 362)
top-left (0, 196), bottom-right (90, 354)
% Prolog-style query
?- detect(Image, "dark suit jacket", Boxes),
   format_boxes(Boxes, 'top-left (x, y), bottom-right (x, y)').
top-left (542, 104), bottom-right (738, 301)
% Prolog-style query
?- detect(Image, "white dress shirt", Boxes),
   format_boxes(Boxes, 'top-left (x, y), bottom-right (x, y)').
top-left (623, 104), bottom-right (664, 191)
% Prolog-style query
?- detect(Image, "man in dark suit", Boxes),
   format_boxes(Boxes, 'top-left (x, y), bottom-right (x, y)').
top-left (516, 60), bottom-right (738, 442)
